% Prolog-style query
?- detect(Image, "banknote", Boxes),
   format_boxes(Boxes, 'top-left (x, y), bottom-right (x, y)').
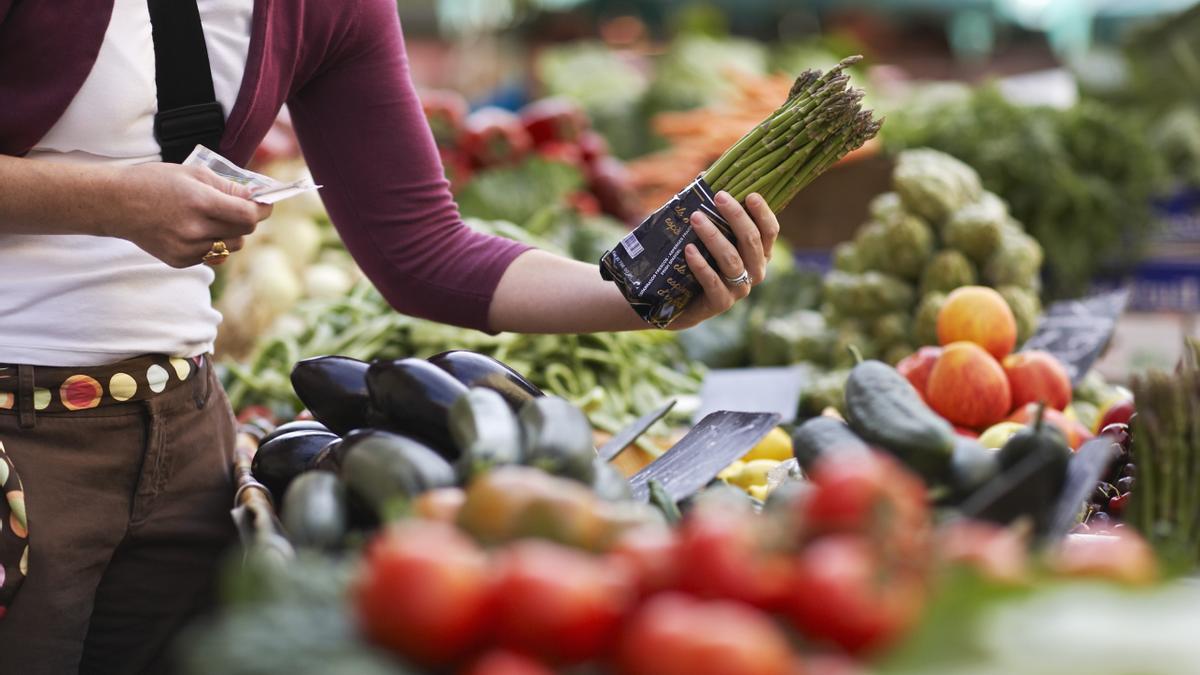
top-left (183, 145), bottom-right (320, 205)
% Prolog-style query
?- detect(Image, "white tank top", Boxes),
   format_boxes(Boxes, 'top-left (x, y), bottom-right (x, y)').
top-left (0, 0), bottom-right (252, 366)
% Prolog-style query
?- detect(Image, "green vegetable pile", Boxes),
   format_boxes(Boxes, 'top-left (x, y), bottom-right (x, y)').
top-left (883, 85), bottom-right (1166, 298)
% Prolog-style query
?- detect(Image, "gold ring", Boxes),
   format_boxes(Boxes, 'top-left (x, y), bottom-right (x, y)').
top-left (202, 240), bottom-right (231, 266)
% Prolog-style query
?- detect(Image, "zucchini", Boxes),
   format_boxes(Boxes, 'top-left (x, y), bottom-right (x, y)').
top-left (790, 416), bottom-right (872, 473)
top-left (259, 420), bottom-right (330, 447)
top-left (251, 430), bottom-right (339, 503)
top-left (339, 430), bottom-right (456, 515)
top-left (290, 356), bottom-right (371, 435)
top-left (590, 458), bottom-right (633, 501)
top-left (518, 396), bottom-right (596, 483)
top-left (450, 388), bottom-right (523, 477)
top-left (366, 358), bottom-right (468, 459)
top-left (844, 360), bottom-right (955, 480)
top-left (280, 471), bottom-right (347, 550)
top-left (428, 350), bottom-right (544, 410)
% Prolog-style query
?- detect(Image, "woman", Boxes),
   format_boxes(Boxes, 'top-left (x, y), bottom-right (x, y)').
top-left (0, 0), bottom-right (779, 672)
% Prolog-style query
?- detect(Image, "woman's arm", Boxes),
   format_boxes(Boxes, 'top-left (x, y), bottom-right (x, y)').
top-left (0, 154), bottom-right (270, 267)
top-left (288, 0), bottom-right (779, 334)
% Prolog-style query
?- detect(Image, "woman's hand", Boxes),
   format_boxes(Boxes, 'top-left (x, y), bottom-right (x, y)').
top-left (108, 163), bottom-right (273, 268)
top-left (669, 190), bottom-right (781, 330)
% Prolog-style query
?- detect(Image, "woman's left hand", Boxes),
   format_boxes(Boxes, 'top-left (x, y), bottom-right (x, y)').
top-left (670, 190), bottom-right (781, 330)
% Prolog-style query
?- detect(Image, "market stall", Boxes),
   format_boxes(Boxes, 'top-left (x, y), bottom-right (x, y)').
top-left (176, 2), bottom-right (1200, 673)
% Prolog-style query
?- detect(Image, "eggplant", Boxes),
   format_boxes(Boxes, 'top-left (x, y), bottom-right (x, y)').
top-left (307, 437), bottom-right (343, 473)
top-left (339, 430), bottom-right (457, 514)
top-left (366, 358), bottom-right (468, 459)
top-left (290, 356), bottom-right (371, 435)
top-left (519, 396), bottom-right (596, 483)
top-left (251, 430), bottom-right (338, 502)
top-left (428, 350), bottom-right (544, 410)
top-left (259, 420), bottom-right (330, 447)
top-left (450, 388), bottom-right (523, 478)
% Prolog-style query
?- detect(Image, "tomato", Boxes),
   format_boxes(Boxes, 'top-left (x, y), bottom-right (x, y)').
top-left (493, 540), bottom-right (635, 665)
top-left (459, 650), bottom-right (555, 675)
top-left (578, 130), bottom-right (610, 166)
top-left (616, 593), bottom-right (794, 675)
top-left (800, 452), bottom-right (930, 562)
top-left (608, 525), bottom-right (681, 597)
top-left (567, 190), bottom-right (601, 216)
top-left (354, 521), bottom-right (494, 667)
top-left (785, 534), bottom-right (925, 655)
top-left (936, 520), bottom-right (1029, 585)
top-left (675, 503), bottom-right (793, 611)
top-left (535, 140), bottom-right (585, 169)
top-left (457, 466), bottom-right (604, 550)
top-left (414, 487), bottom-right (466, 523)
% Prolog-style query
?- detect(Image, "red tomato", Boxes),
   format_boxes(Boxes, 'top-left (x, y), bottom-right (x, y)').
top-left (493, 540), bottom-right (635, 666)
top-left (459, 650), bottom-right (555, 675)
top-left (578, 130), bottom-right (610, 166)
top-left (616, 593), bottom-right (795, 675)
top-left (354, 521), bottom-right (494, 667)
top-left (567, 190), bottom-right (601, 215)
top-left (519, 97), bottom-right (589, 146)
top-left (785, 534), bottom-right (925, 655)
top-left (675, 504), bottom-right (793, 611)
top-left (608, 525), bottom-right (681, 597)
top-left (801, 452), bottom-right (929, 543)
top-left (536, 140), bottom-right (585, 169)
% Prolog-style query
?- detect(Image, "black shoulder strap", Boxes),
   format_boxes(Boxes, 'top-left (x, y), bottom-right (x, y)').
top-left (147, 0), bottom-right (225, 163)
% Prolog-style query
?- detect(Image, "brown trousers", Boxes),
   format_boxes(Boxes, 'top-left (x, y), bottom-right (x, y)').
top-left (0, 364), bottom-right (237, 674)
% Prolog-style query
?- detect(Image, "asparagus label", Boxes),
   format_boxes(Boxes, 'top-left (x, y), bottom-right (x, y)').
top-left (619, 231), bottom-right (644, 258)
top-left (600, 57), bottom-right (880, 328)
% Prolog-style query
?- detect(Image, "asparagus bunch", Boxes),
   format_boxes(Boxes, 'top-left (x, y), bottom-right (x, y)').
top-left (1127, 353), bottom-right (1200, 569)
top-left (703, 56), bottom-right (882, 213)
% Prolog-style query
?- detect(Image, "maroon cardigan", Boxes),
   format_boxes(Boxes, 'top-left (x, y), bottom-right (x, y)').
top-left (0, 0), bottom-right (531, 332)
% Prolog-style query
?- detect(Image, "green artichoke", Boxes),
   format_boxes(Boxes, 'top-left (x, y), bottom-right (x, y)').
top-left (872, 312), bottom-right (912, 349)
top-left (997, 284), bottom-right (1041, 346)
top-left (833, 241), bottom-right (862, 273)
top-left (944, 192), bottom-right (1007, 264)
top-left (800, 368), bottom-right (850, 416)
top-left (984, 222), bottom-right (1044, 289)
top-left (867, 191), bottom-right (906, 224)
top-left (884, 342), bottom-right (916, 367)
top-left (825, 271), bottom-right (915, 318)
top-left (919, 249), bottom-right (977, 296)
top-left (863, 215), bottom-right (935, 281)
top-left (748, 310), bottom-right (832, 367)
top-left (893, 149), bottom-right (983, 225)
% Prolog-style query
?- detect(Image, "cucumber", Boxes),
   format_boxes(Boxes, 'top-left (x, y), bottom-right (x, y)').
top-left (519, 396), bottom-right (596, 483)
top-left (280, 471), bottom-right (347, 550)
top-left (948, 437), bottom-right (1000, 498)
top-left (790, 416), bottom-right (872, 473)
top-left (844, 360), bottom-right (956, 480)
top-left (429, 350), bottom-right (544, 411)
top-left (251, 430), bottom-right (339, 503)
top-left (449, 388), bottom-right (523, 477)
top-left (290, 356), bottom-right (371, 435)
top-left (590, 458), bottom-right (633, 501)
top-left (339, 430), bottom-right (456, 514)
top-left (366, 358), bottom-right (469, 460)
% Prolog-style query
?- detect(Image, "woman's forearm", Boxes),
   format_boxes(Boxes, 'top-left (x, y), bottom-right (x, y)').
top-left (487, 250), bottom-right (648, 333)
top-left (0, 154), bottom-right (120, 235)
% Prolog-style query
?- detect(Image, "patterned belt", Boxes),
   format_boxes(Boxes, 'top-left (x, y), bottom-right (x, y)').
top-left (0, 353), bottom-right (207, 617)
top-left (0, 354), bottom-right (205, 415)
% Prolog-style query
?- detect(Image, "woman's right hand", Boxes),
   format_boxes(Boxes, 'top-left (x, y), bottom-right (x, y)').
top-left (108, 162), bottom-right (272, 268)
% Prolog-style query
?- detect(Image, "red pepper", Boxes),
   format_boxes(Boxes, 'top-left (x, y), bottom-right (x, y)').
top-left (420, 89), bottom-right (469, 149)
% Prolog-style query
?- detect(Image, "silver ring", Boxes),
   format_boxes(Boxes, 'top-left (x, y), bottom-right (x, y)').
top-left (724, 270), bottom-right (751, 287)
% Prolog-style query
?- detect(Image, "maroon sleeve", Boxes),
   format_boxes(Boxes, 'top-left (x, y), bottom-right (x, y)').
top-left (286, 0), bottom-right (532, 332)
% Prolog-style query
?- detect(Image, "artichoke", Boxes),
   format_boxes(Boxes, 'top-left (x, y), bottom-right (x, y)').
top-left (872, 312), bottom-right (912, 349)
top-left (913, 292), bottom-right (947, 347)
top-left (944, 192), bottom-right (1007, 264)
top-left (831, 324), bottom-right (877, 369)
top-left (825, 271), bottom-right (914, 318)
top-left (919, 249), bottom-right (977, 296)
top-left (884, 342), bottom-right (916, 367)
top-left (867, 191), bottom-right (906, 224)
top-left (832, 241), bottom-right (862, 273)
top-left (748, 310), bottom-right (832, 367)
top-left (984, 222), bottom-right (1044, 288)
top-left (893, 149), bottom-right (983, 225)
top-left (800, 368), bottom-right (850, 417)
top-left (857, 215), bottom-right (934, 281)
top-left (997, 284), bottom-right (1041, 346)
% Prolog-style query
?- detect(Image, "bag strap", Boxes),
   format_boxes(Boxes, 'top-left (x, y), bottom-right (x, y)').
top-left (147, 0), bottom-right (225, 163)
